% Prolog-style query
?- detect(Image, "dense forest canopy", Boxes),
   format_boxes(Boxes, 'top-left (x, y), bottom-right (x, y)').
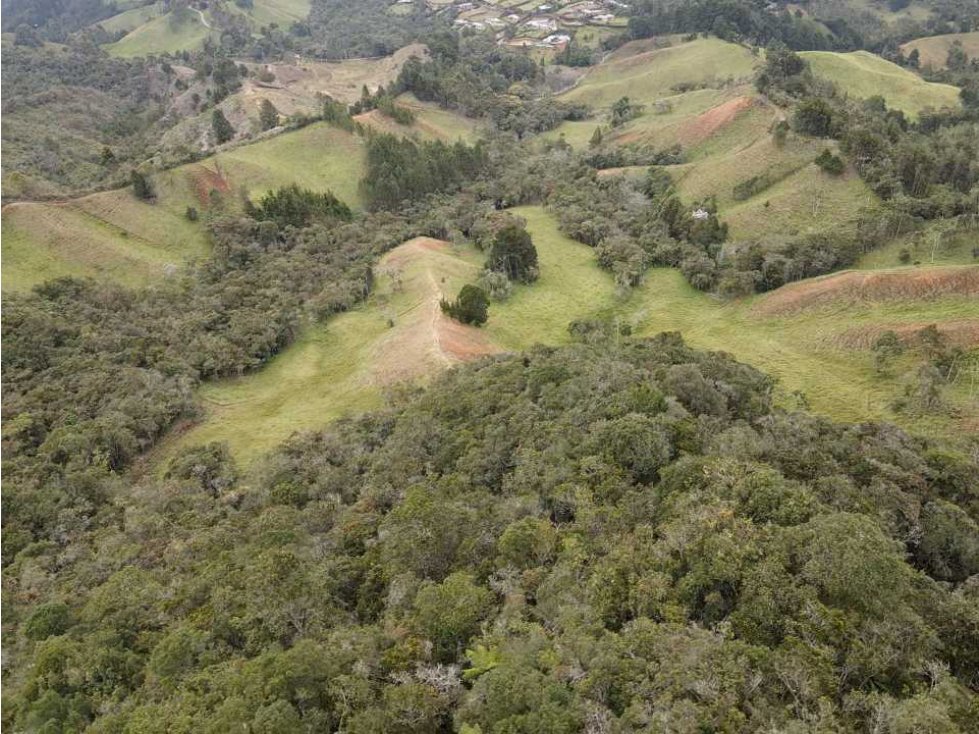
top-left (4, 335), bottom-right (979, 731)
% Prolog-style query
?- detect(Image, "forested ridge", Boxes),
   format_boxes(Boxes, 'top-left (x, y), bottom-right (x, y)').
top-left (4, 334), bottom-right (979, 731)
top-left (4, 0), bottom-right (979, 730)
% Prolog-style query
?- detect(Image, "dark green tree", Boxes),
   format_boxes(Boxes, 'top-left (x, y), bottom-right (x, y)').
top-left (259, 99), bottom-right (279, 131)
top-left (131, 169), bottom-right (154, 200)
top-left (815, 148), bottom-right (845, 175)
top-left (212, 109), bottom-right (235, 145)
top-left (441, 284), bottom-right (490, 326)
top-left (486, 225), bottom-right (539, 284)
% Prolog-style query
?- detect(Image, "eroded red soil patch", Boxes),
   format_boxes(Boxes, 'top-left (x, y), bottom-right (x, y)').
top-left (676, 95), bottom-right (755, 146)
top-left (188, 164), bottom-right (231, 206)
top-left (831, 320), bottom-right (979, 349)
top-left (754, 267), bottom-right (979, 317)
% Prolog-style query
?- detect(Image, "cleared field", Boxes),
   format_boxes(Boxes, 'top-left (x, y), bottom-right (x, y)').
top-left (211, 122), bottom-right (367, 206)
top-left (1, 123), bottom-right (365, 292)
top-left (105, 9), bottom-right (214, 57)
top-left (96, 2), bottom-right (164, 34)
top-left (353, 94), bottom-right (483, 142)
top-left (1, 198), bottom-right (208, 292)
top-left (164, 207), bottom-right (977, 462)
top-left (859, 226), bottom-right (979, 269)
top-left (240, 0), bottom-right (311, 27)
top-left (899, 31), bottom-right (979, 69)
top-left (161, 237), bottom-right (487, 460)
top-left (238, 44), bottom-right (429, 117)
top-left (102, 0), bottom-right (311, 56)
top-left (800, 50), bottom-right (961, 117)
top-left (721, 163), bottom-right (877, 242)
top-left (563, 37), bottom-right (760, 110)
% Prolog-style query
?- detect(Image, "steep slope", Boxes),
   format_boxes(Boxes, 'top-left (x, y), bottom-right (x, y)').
top-left (800, 50), bottom-right (961, 117)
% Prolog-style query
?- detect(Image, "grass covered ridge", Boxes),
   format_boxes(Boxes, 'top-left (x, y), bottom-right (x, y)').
top-left (800, 50), bottom-right (961, 117)
top-left (166, 207), bottom-right (978, 462)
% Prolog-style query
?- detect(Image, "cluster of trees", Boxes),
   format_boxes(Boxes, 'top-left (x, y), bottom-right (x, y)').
top-left (1, 193), bottom-right (425, 565)
top-left (360, 133), bottom-right (490, 211)
top-left (545, 158), bottom-right (729, 291)
top-left (349, 84), bottom-right (417, 125)
top-left (761, 45), bottom-right (979, 220)
top-left (395, 33), bottom-right (588, 137)
top-left (303, 0), bottom-right (441, 59)
top-left (626, 0), bottom-right (846, 51)
top-left (1, 42), bottom-right (166, 195)
top-left (247, 184), bottom-right (353, 228)
top-left (4, 334), bottom-right (978, 731)
top-left (873, 324), bottom-right (979, 415)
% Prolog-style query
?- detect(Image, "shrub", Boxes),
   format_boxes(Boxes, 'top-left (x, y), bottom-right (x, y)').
top-left (131, 170), bottom-right (154, 201)
top-left (441, 285), bottom-right (490, 326)
top-left (486, 225), bottom-right (539, 284)
top-left (249, 184), bottom-right (352, 228)
top-left (815, 148), bottom-right (845, 175)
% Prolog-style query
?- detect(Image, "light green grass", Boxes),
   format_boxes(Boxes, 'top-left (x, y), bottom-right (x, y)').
top-left (105, 9), bottom-right (213, 57)
top-left (495, 209), bottom-right (976, 436)
top-left (1, 198), bottom-right (208, 292)
top-left (164, 207), bottom-right (975, 462)
top-left (213, 123), bottom-right (367, 207)
top-left (1, 123), bottom-right (363, 292)
top-left (243, 0), bottom-right (312, 27)
top-left (671, 133), bottom-right (826, 207)
top-left (858, 226), bottom-right (979, 269)
top-left (161, 239), bottom-right (481, 462)
top-left (563, 38), bottom-right (760, 110)
top-left (399, 94), bottom-right (483, 142)
top-left (800, 50), bottom-right (961, 117)
top-left (899, 31), bottom-right (979, 70)
top-left (96, 2), bottom-right (164, 34)
top-left (722, 163), bottom-right (877, 242)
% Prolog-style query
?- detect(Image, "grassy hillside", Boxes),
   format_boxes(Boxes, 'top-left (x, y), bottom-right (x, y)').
top-left (210, 122), bottom-right (366, 205)
top-left (357, 93), bottom-right (482, 141)
top-left (800, 50), bottom-right (961, 117)
top-left (900, 31), bottom-right (979, 69)
top-left (1, 198), bottom-right (208, 292)
top-left (1, 123), bottom-right (365, 292)
top-left (102, 0), bottom-right (312, 56)
top-left (161, 237), bottom-right (486, 459)
top-left (720, 162), bottom-right (877, 241)
top-left (96, 2), bottom-right (164, 34)
top-left (104, 8), bottom-right (214, 57)
top-left (166, 207), bottom-right (978, 462)
top-left (563, 37), bottom-right (760, 109)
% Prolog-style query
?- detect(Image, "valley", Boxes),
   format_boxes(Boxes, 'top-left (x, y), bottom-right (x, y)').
top-left (3, 2), bottom-right (979, 730)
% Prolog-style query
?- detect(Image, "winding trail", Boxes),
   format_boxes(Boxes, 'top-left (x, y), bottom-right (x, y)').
top-left (192, 7), bottom-right (211, 29)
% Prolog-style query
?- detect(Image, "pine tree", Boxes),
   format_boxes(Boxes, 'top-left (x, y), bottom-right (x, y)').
top-left (589, 127), bottom-right (603, 148)
top-left (259, 99), bottom-right (279, 131)
top-left (131, 170), bottom-right (154, 201)
top-left (212, 109), bottom-right (235, 145)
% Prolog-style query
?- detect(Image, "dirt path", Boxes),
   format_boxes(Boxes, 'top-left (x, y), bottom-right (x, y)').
top-left (192, 8), bottom-right (211, 29)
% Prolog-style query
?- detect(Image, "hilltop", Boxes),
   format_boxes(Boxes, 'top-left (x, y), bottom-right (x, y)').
top-left (800, 50), bottom-right (962, 117)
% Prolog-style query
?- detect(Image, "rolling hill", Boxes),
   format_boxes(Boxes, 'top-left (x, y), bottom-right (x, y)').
top-left (100, 0), bottom-right (312, 57)
top-left (162, 206), bottom-right (979, 463)
top-left (800, 50), bottom-right (961, 117)
top-left (900, 31), bottom-right (979, 69)
top-left (1, 122), bottom-right (366, 292)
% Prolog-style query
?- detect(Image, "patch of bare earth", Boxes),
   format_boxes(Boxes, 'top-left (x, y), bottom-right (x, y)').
top-left (187, 164), bottom-right (231, 206)
top-left (676, 95), bottom-right (755, 146)
top-left (369, 238), bottom-right (497, 387)
top-left (754, 267), bottom-right (979, 317)
top-left (240, 43), bottom-right (430, 116)
top-left (831, 320), bottom-right (979, 349)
